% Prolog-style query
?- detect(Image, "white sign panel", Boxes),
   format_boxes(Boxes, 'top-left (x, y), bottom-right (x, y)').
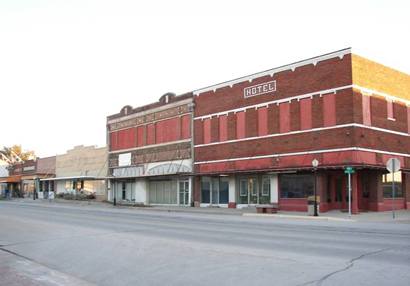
top-left (118, 153), bottom-right (131, 167)
top-left (244, 80), bottom-right (276, 98)
top-left (113, 166), bottom-right (144, 178)
top-left (386, 158), bottom-right (401, 173)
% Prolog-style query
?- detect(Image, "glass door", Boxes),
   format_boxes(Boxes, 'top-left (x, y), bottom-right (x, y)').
top-left (179, 180), bottom-right (190, 206)
top-left (238, 177), bottom-right (259, 205)
top-left (211, 178), bottom-right (219, 205)
top-left (248, 178), bottom-right (258, 204)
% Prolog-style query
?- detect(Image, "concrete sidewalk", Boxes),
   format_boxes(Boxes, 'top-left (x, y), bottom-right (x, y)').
top-left (3, 198), bottom-right (410, 223)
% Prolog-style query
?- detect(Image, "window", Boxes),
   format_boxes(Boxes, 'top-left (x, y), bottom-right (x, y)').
top-left (280, 174), bottom-right (314, 198)
top-left (201, 178), bottom-right (211, 203)
top-left (201, 177), bottom-right (229, 204)
top-left (262, 177), bottom-right (270, 196)
top-left (250, 179), bottom-right (257, 197)
top-left (239, 179), bottom-right (248, 196)
top-left (382, 172), bottom-right (402, 198)
top-left (219, 178), bottom-right (229, 204)
top-left (122, 182), bottom-right (126, 200)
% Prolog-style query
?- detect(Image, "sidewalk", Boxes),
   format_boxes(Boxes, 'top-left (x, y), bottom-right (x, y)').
top-left (3, 198), bottom-right (410, 222)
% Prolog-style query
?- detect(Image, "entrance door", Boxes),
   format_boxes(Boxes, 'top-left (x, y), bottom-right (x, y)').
top-left (211, 178), bottom-right (219, 205)
top-left (239, 177), bottom-right (259, 205)
top-left (179, 180), bottom-right (190, 206)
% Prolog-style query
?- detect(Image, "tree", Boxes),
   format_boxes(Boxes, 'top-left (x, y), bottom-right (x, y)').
top-left (0, 145), bottom-right (36, 163)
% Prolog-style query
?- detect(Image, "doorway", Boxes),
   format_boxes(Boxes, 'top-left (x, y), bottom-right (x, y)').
top-left (178, 180), bottom-right (190, 206)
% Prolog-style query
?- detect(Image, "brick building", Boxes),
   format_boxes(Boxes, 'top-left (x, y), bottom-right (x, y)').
top-left (107, 93), bottom-right (194, 205)
top-left (192, 48), bottom-right (410, 213)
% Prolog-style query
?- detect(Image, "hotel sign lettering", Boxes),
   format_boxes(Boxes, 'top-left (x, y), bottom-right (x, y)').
top-left (244, 80), bottom-right (276, 98)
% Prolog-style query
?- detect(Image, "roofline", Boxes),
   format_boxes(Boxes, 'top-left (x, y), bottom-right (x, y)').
top-left (193, 47), bottom-right (352, 96)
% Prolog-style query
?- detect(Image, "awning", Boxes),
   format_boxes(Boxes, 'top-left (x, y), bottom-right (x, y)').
top-left (0, 175), bottom-right (21, 183)
top-left (40, 176), bottom-right (106, 181)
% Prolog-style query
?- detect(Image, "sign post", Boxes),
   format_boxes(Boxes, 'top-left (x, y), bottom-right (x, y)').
top-left (386, 158), bottom-right (401, 219)
top-left (344, 167), bottom-right (355, 218)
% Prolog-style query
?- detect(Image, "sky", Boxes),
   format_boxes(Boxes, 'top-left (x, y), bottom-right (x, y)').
top-left (0, 0), bottom-right (409, 158)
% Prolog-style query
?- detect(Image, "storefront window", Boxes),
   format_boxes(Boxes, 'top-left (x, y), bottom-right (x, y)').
top-left (262, 177), bottom-right (270, 196)
top-left (219, 178), bottom-right (229, 204)
top-left (201, 178), bottom-right (211, 203)
top-left (382, 172), bottom-right (403, 198)
top-left (201, 177), bottom-right (229, 204)
top-left (280, 174), bottom-right (313, 198)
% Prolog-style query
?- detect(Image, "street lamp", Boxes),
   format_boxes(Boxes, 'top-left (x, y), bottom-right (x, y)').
top-left (312, 159), bottom-right (319, 217)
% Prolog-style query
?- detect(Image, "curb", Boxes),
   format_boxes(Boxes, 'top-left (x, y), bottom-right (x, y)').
top-left (242, 213), bottom-right (355, 222)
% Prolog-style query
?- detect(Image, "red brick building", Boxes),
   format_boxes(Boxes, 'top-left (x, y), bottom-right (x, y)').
top-left (193, 48), bottom-right (410, 213)
top-left (107, 93), bottom-right (194, 205)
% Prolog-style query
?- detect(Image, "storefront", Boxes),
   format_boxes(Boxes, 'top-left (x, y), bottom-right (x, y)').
top-left (107, 92), bottom-right (194, 206)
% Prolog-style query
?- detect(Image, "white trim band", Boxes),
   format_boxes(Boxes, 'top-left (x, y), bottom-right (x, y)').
top-left (194, 147), bottom-right (410, 165)
top-left (194, 123), bottom-right (410, 148)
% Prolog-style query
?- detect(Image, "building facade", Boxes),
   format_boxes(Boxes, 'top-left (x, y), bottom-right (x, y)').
top-left (107, 93), bottom-right (194, 205)
top-left (192, 48), bottom-right (410, 213)
top-left (41, 145), bottom-right (108, 201)
top-left (0, 157), bottom-right (55, 198)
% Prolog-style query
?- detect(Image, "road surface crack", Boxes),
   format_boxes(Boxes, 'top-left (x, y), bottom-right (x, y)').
top-left (298, 247), bottom-right (393, 286)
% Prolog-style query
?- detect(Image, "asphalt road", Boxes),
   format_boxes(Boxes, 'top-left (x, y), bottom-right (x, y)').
top-left (0, 201), bottom-right (409, 286)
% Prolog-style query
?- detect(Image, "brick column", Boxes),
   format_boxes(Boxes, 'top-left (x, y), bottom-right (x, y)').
top-left (368, 170), bottom-right (383, 211)
top-left (404, 172), bottom-right (410, 210)
top-left (193, 176), bottom-right (201, 207)
top-left (317, 172), bottom-right (328, 212)
top-left (351, 172), bottom-right (359, 214)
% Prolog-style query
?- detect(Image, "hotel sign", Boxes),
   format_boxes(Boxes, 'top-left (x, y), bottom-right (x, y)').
top-left (244, 80), bottom-right (276, 98)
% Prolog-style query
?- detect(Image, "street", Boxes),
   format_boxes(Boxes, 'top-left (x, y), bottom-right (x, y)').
top-left (0, 201), bottom-right (409, 286)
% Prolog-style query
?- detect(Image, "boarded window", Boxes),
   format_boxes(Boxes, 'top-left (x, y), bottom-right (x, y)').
top-left (236, 111), bottom-right (246, 139)
top-left (279, 103), bottom-right (290, 133)
top-left (300, 98), bottom-right (312, 130)
top-left (181, 114), bottom-right (191, 139)
top-left (219, 115), bottom-right (228, 142)
top-left (136, 126), bottom-right (145, 147)
top-left (203, 118), bottom-right (211, 144)
top-left (258, 107), bottom-right (268, 136)
top-left (146, 124), bottom-right (156, 145)
top-left (323, 93), bottom-right (336, 127)
top-left (362, 95), bottom-right (371, 126)
top-left (110, 132), bottom-right (118, 150)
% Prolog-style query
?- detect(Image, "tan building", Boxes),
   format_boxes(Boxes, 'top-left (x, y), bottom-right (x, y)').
top-left (43, 145), bottom-right (108, 201)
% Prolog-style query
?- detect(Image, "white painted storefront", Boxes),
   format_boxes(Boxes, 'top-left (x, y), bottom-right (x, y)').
top-left (108, 158), bottom-right (193, 206)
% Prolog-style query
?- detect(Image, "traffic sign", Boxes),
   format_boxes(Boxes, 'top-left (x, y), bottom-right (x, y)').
top-left (386, 158), bottom-right (400, 173)
top-left (344, 166), bottom-right (355, 174)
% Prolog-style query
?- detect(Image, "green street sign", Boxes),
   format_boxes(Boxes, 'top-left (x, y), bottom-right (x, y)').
top-left (344, 167), bottom-right (355, 174)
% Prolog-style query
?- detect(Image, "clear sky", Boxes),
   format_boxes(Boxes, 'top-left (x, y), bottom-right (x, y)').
top-left (1, 0), bottom-right (409, 158)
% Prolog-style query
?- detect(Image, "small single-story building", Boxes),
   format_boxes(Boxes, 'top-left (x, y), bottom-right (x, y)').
top-left (41, 145), bottom-right (108, 201)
